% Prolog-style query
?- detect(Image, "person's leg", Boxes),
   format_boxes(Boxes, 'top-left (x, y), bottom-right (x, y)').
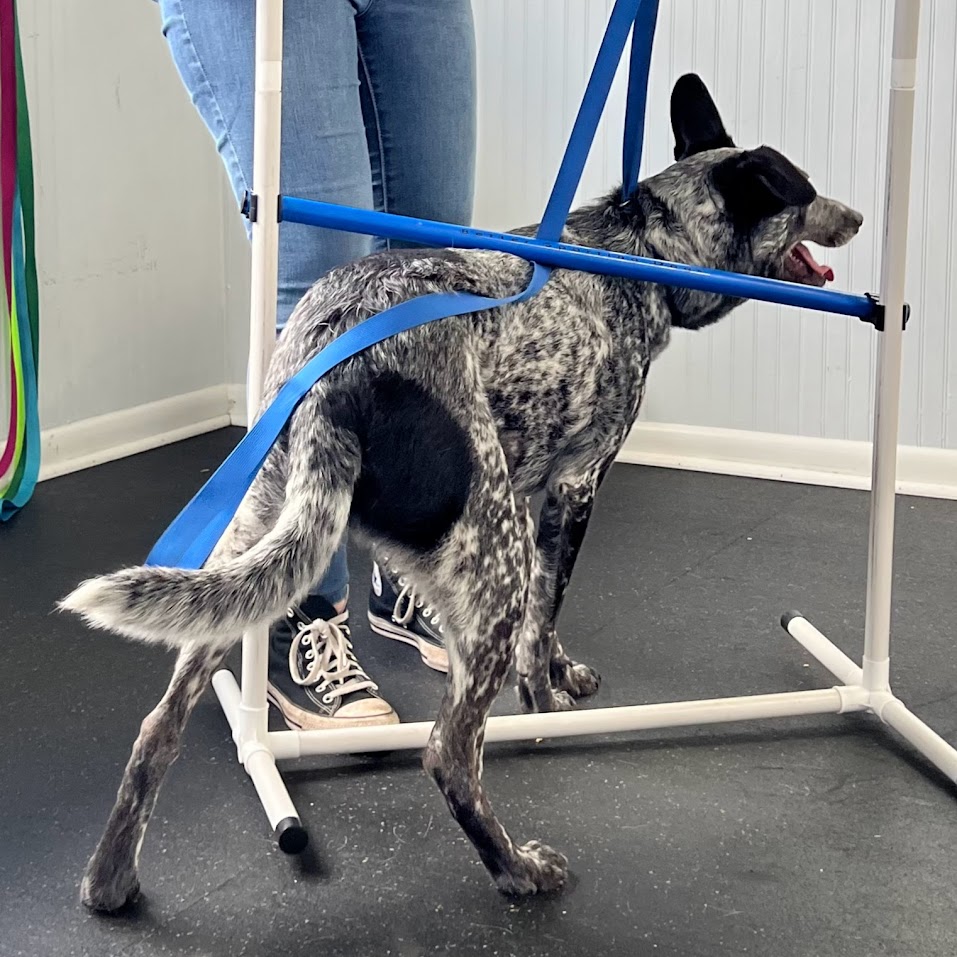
top-left (158, 0), bottom-right (377, 324)
top-left (355, 0), bottom-right (477, 671)
top-left (158, 0), bottom-right (376, 610)
top-left (354, 0), bottom-right (476, 239)
top-left (156, 0), bottom-right (395, 727)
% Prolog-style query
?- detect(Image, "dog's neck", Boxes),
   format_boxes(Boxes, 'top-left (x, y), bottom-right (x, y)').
top-left (563, 183), bottom-right (746, 333)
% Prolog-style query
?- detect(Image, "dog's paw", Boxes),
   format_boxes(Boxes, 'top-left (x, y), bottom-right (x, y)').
top-left (553, 661), bottom-right (602, 699)
top-left (549, 689), bottom-right (577, 712)
top-left (495, 840), bottom-right (569, 896)
top-left (517, 678), bottom-right (578, 714)
top-left (80, 861), bottom-right (141, 914)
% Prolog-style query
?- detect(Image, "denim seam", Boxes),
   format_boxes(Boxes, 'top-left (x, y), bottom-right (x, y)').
top-left (175, 0), bottom-right (250, 200)
top-left (356, 44), bottom-right (390, 249)
top-left (353, 0), bottom-right (378, 21)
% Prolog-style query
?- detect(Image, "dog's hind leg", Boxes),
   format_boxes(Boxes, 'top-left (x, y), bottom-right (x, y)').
top-left (515, 457), bottom-right (613, 713)
top-left (80, 641), bottom-right (229, 912)
top-left (419, 481), bottom-right (569, 895)
top-left (80, 475), bottom-right (284, 913)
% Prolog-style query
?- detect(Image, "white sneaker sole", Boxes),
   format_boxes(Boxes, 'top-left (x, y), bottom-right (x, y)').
top-left (266, 685), bottom-right (399, 731)
top-left (367, 613), bottom-right (449, 673)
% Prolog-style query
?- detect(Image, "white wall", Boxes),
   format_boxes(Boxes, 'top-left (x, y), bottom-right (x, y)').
top-left (21, 0), bottom-right (957, 487)
top-left (20, 0), bottom-right (232, 434)
top-left (472, 0), bottom-right (957, 450)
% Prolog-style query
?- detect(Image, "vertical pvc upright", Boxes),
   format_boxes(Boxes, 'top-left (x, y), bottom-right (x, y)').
top-left (862, 0), bottom-right (921, 692)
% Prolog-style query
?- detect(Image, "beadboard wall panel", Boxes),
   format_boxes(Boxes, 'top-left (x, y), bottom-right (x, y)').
top-left (472, 0), bottom-right (957, 449)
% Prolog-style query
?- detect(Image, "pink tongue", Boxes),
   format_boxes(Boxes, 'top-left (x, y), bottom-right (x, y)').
top-left (794, 242), bottom-right (834, 282)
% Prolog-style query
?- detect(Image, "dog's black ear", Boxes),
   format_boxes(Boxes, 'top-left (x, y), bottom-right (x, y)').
top-left (712, 145), bottom-right (817, 221)
top-left (670, 73), bottom-right (735, 160)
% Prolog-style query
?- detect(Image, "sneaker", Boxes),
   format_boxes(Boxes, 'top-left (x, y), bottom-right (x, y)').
top-left (367, 557), bottom-right (449, 673)
top-left (267, 594), bottom-right (399, 730)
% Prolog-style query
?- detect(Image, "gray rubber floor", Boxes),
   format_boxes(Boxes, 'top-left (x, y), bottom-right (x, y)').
top-left (2, 427), bottom-right (956, 957)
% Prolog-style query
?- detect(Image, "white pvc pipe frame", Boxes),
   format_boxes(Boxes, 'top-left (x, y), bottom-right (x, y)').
top-left (209, 0), bottom-right (957, 848)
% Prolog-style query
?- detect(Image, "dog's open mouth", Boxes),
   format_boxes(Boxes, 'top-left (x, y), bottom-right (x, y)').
top-left (783, 242), bottom-right (834, 287)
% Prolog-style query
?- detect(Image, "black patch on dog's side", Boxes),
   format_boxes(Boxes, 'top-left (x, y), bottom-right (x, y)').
top-left (339, 372), bottom-right (474, 551)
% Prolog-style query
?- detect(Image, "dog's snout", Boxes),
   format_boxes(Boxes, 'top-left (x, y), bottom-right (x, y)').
top-left (805, 196), bottom-right (864, 248)
top-left (838, 206), bottom-right (864, 246)
top-left (835, 206), bottom-right (864, 245)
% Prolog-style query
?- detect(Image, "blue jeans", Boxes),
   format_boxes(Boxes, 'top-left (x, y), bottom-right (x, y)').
top-left (157, 0), bottom-right (476, 606)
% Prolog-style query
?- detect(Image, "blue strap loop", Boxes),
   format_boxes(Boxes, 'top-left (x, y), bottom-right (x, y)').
top-left (145, 0), bottom-right (659, 570)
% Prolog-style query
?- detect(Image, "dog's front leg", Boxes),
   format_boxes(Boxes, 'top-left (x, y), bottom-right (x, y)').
top-left (515, 464), bottom-right (610, 713)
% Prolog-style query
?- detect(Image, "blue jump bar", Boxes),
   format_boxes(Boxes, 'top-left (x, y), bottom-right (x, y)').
top-left (280, 196), bottom-right (877, 320)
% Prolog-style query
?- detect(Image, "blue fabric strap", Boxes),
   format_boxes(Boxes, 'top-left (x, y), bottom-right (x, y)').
top-left (145, 0), bottom-right (659, 570)
top-left (538, 0), bottom-right (643, 241)
top-left (621, 0), bottom-right (660, 199)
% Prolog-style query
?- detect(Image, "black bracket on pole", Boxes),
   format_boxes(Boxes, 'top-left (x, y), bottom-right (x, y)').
top-left (241, 190), bottom-right (257, 222)
top-left (862, 293), bottom-right (911, 332)
top-left (241, 190), bottom-right (283, 224)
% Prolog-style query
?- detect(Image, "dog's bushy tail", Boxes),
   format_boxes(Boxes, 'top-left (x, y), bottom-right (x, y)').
top-left (59, 410), bottom-right (357, 651)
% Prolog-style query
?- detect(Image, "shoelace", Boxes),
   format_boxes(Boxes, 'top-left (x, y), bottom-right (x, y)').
top-left (288, 612), bottom-right (378, 703)
top-left (384, 558), bottom-right (444, 634)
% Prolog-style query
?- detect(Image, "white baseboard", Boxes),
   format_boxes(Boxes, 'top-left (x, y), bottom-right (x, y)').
top-left (38, 386), bottom-right (233, 482)
top-left (619, 421), bottom-right (957, 500)
top-left (226, 382), bottom-right (248, 426)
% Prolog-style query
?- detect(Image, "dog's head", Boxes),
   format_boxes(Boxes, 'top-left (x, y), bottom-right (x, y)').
top-left (657, 73), bottom-right (862, 311)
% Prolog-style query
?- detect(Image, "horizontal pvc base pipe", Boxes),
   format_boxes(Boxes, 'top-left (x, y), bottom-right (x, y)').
top-left (782, 614), bottom-right (957, 785)
top-left (874, 694), bottom-right (957, 783)
top-left (212, 667), bottom-right (242, 744)
top-left (213, 609), bottom-right (957, 816)
top-left (213, 668), bottom-right (307, 850)
top-left (280, 196), bottom-right (878, 320)
top-left (781, 612), bottom-right (865, 686)
top-left (260, 687), bottom-right (850, 760)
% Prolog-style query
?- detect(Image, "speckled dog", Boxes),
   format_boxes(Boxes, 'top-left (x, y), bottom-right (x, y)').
top-left (62, 75), bottom-right (862, 910)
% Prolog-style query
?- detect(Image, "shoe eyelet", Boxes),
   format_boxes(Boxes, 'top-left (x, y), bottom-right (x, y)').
top-left (322, 694), bottom-right (334, 704)
top-left (424, 607), bottom-right (432, 616)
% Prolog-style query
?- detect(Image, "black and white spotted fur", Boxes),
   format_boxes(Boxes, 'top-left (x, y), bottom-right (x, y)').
top-left (62, 75), bottom-right (863, 911)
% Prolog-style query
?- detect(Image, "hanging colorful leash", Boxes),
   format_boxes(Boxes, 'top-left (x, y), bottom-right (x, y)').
top-left (145, 0), bottom-right (659, 570)
top-left (1, 0), bottom-right (41, 520)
